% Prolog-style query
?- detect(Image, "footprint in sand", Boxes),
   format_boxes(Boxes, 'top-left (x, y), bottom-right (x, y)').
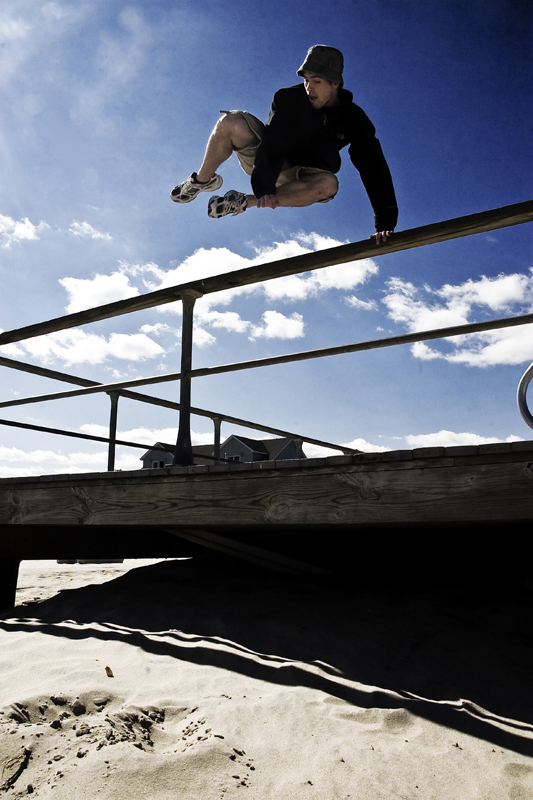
top-left (0, 693), bottom-right (175, 793)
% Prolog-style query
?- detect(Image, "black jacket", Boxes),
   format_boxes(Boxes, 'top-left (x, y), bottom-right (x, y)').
top-left (251, 84), bottom-right (398, 231)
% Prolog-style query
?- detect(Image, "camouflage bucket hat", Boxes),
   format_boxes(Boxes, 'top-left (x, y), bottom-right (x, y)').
top-left (297, 45), bottom-right (344, 83)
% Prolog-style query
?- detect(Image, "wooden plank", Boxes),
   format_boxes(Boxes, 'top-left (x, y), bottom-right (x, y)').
top-left (1, 457), bottom-right (532, 527)
top-left (0, 201), bottom-right (531, 347)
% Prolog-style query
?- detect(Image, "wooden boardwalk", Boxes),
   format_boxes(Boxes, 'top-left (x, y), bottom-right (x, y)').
top-left (2, 440), bottom-right (532, 607)
top-left (1, 202), bottom-right (532, 607)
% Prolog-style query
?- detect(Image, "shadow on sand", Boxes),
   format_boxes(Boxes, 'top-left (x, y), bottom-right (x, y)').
top-left (1, 555), bottom-right (532, 756)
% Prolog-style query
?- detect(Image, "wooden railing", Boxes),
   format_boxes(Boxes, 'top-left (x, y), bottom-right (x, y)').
top-left (0, 200), bottom-right (532, 468)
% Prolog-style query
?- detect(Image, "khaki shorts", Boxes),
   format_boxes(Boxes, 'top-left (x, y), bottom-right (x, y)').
top-left (220, 110), bottom-right (337, 203)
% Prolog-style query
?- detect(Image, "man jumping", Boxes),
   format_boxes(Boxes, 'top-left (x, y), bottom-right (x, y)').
top-left (171, 45), bottom-right (398, 244)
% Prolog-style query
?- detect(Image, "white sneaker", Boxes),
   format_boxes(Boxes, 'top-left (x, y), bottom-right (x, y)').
top-left (208, 190), bottom-right (247, 218)
top-left (171, 172), bottom-right (223, 203)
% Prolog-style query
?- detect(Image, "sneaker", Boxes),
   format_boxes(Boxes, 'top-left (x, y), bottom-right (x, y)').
top-left (170, 172), bottom-right (223, 203)
top-left (208, 190), bottom-right (247, 219)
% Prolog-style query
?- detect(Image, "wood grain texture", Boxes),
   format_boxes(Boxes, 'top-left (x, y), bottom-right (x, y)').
top-left (1, 457), bottom-right (532, 529)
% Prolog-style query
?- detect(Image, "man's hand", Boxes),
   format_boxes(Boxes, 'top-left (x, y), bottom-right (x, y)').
top-left (370, 230), bottom-right (394, 245)
top-left (257, 194), bottom-right (280, 209)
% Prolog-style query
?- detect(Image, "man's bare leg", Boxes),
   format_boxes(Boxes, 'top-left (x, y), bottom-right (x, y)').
top-left (172, 113), bottom-right (259, 204)
top-left (196, 113), bottom-right (258, 183)
top-left (244, 172), bottom-right (339, 209)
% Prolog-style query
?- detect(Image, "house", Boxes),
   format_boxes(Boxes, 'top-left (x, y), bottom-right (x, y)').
top-left (141, 442), bottom-right (175, 469)
top-left (140, 435), bottom-right (307, 469)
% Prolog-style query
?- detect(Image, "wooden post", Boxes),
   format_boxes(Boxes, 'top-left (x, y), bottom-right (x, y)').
top-left (174, 290), bottom-right (202, 466)
top-left (0, 559), bottom-right (20, 610)
top-left (213, 416), bottom-right (221, 463)
top-left (107, 391), bottom-right (119, 471)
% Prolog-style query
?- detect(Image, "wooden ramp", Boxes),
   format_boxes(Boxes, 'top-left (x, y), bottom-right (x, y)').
top-left (2, 440), bottom-right (532, 607)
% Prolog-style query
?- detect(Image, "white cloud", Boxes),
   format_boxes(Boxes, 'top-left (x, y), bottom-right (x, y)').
top-left (192, 326), bottom-right (216, 348)
top-left (249, 310), bottom-right (305, 341)
top-left (382, 277), bottom-right (469, 331)
top-left (121, 248), bottom-right (257, 291)
top-left (345, 295), bottom-right (378, 311)
top-left (251, 236), bottom-right (377, 302)
top-left (305, 429), bottom-right (525, 457)
top-left (304, 437), bottom-right (391, 457)
top-left (80, 424), bottom-right (175, 445)
top-left (21, 328), bottom-right (164, 366)
top-left (121, 235), bottom-right (376, 305)
top-left (0, 445), bottom-right (69, 464)
top-left (404, 430), bottom-right (523, 448)
top-left (303, 444), bottom-right (344, 457)
top-left (437, 273), bottom-right (531, 311)
top-left (59, 272), bottom-right (139, 312)
top-left (0, 11), bottom-right (32, 89)
top-left (0, 16), bottom-right (31, 43)
top-left (195, 308), bottom-right (250, 334)
top-left (0, 2), bottom-right (87, 91)
top-left (412, 327), bottom-right (533, 367)
top-left (106, 332), bottom-right (164, 361)
top-left (69, 221), bottom-right (112, 240)
top-left (262, 259), bottom-right (377, 302)
top-left (343, 437), bottom-right (392, 453)
top-left (0, 425), bottom-right (525, 478)
top-left (69, 7), bottom-right (154, 134)
top-left (382, 272), bottom-right (533, 367)
top-left (0, 336), bottom-right (24, 357)
top-left (116, 235), bottom-right (378, 347)
top-left (80, 424), bottom-right (214, 448)
top-left (99, 7), bottom-right (151, 84)
top-left (139, 323), bottom-right (175, 336)
top-left (0, 213), bottom-right (49, 247)
top-left (0, 445), bottom-right (109, 478)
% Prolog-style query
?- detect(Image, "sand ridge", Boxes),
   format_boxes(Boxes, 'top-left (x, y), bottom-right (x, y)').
top-left (1, 557), bottom-right (532, 798)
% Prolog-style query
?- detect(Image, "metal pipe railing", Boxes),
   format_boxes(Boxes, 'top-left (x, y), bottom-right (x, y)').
top-left (0, 201), bottom-right (531, 349)
top-left (0, 354), bottom-right (353, 450)
top-left (2, 311), bottom-right (532, 408)
top-left (107, 392), bottom-right (120, 471)
top-left (0, 201), bottom-right (531, 471)
top-left (0, 418), bottom-right (234, 463)
top-left (174, 290), bottom-right (202, 466)
top-left (517, 362), bottom-right (533, 430)
top-left (0, 356), bottom-right (358, 455)
top-left (0, 417), bottom-right (154, 449)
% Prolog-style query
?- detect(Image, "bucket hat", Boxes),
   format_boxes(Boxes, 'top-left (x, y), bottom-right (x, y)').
top-left (297, 45), bottom-right (344, 84)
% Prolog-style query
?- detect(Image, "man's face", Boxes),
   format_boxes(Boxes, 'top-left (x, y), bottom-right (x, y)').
top-left (302, 71), bottom-right (340, 109)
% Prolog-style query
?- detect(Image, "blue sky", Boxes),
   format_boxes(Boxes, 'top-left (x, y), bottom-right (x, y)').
top-left (0, 0), bottom-right (531, 476)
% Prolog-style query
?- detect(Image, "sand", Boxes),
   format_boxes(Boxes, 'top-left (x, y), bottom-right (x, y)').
top-left (1, 556), bottom-right (532, 799)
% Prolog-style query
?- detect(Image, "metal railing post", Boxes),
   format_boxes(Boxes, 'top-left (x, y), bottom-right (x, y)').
top-left (107, 391), bottom-right (119, 471)
top-left (213, 416), bottom-right (222, 463)
top-left (517, 361), bottom-right (533, 429)
top-left (174, 290), bottom-right (202, 466)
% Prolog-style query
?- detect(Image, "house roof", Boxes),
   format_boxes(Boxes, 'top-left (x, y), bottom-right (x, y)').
top-left (140, 435), bottom-right (305, 465)
top-left (140, 442), bottom-right (174, 460)
top-left (226, 435), bottom-right (271, 454)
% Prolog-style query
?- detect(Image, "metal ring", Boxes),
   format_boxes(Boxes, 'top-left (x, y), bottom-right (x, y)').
top-left (517, 361), bottom-right (533, 429)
